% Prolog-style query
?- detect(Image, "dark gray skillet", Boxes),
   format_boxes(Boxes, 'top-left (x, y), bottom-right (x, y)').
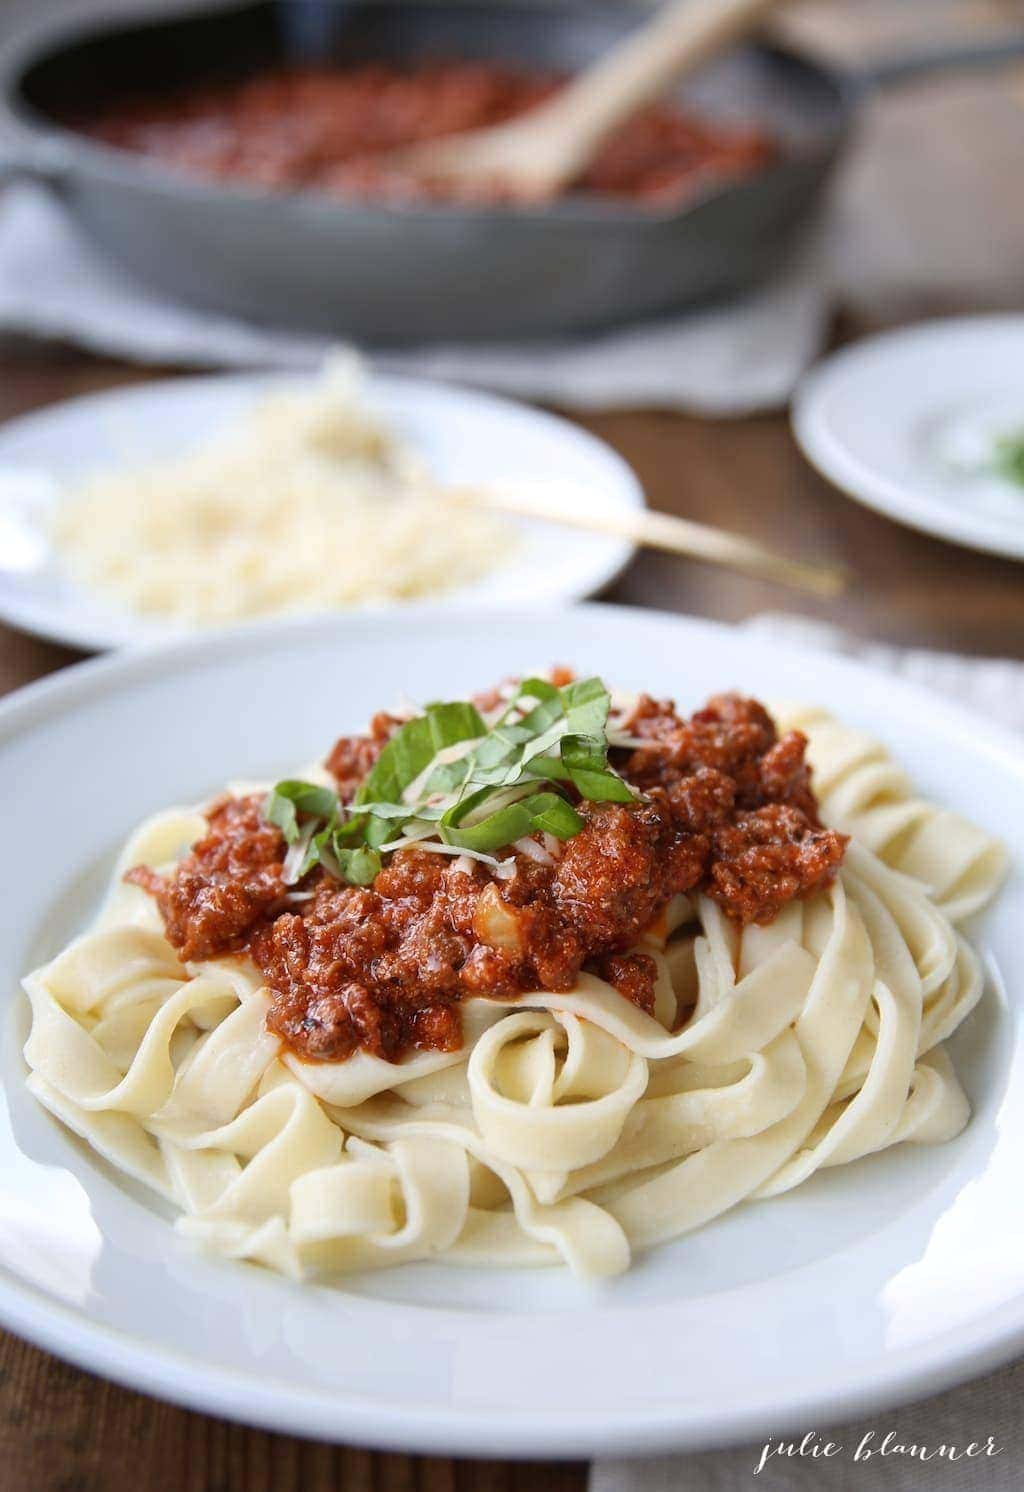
top-left (0, 0), bottom-right (1018, 344)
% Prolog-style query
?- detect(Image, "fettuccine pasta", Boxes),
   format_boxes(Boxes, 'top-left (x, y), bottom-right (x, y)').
top-left (22, 699), bottom-right (1005, 1280)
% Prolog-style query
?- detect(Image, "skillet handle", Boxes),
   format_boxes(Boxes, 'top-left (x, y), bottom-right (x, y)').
top-left (776, 5), bottom-right (1024, 95)
top-left (856, 34), bottom-right (1024, 91)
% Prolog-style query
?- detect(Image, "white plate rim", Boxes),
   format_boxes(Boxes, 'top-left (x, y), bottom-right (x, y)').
top-left (792, 314), bottom-right (1024, 562)
top-left (0, 370), bottom-right (642, 652)
top-left (1, 601), bottom-right (1023, 1457)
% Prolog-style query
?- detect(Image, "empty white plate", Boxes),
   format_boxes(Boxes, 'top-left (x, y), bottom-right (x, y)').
top-left (793, 315), bottom-right (1024, 561)
top-left (0, 372), bottom-right (642, 651)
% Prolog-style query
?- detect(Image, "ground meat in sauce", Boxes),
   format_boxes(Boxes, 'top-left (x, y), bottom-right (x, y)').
top-left (130, 688), bottom-right (846, 1063)
top-left (126, 795), bottom-right (286, 962)
top-left (325, 710), bottom-right (404, 802)
top-left (590, 953), bottom-right (659, 1016)
top-left (69, 61), bottom-right (776, 209)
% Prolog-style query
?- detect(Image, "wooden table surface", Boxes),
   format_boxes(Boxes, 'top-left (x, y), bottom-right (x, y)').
top-left (2, 32), bottom-right (1024, 1492)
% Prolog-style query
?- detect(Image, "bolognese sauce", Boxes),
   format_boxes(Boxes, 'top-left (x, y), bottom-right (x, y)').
top-left (70, 60), bottom-right (775, 208)
top-left (129, 688), bottom-right (845, 1065)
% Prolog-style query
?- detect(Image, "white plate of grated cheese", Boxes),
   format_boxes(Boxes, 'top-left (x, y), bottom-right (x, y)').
top-left (0, 357), bottom-right (642, 651)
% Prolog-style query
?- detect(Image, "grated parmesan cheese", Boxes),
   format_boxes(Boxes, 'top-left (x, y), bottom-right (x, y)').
top-left (52, 354), bottom-right (514, 627)
top-left (513, 836), bottom-right (554, 865)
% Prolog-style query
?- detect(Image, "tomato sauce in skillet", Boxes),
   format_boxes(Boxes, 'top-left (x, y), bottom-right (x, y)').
top-left (71, 60), bottom-right (776, 207)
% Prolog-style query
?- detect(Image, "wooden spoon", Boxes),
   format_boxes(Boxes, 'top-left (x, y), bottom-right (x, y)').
top-left (397, 0), bottom-right (784, 202)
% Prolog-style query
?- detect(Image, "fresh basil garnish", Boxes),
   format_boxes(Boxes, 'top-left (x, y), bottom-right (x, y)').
top-left (356, 700), bottom-right (486, 806)
top-left (263, 674), bottom-right (637, 887)
top-left (264, 781), bottom-right (340, 844)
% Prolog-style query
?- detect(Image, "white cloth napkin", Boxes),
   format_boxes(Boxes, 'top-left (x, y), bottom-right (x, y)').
top-left (0, 182), bottom-right (830, 415)
top-left (746, 615), bottom-right (1024, 737)
top-left (591, 612), bottom-right (1024, 1492)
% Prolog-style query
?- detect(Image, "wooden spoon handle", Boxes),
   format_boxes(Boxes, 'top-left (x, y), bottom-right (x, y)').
top-left (525, 0), bottom-right (784, 193)
top-left (446, 483), bottom-right (848, 599)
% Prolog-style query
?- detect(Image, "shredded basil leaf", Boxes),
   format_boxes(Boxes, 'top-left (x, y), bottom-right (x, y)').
top-left (267, 781), bottom-right (385, 888)
top-left (364, 813), bottom-right (399, 850)
top-left (994, 432), bottom-right (1024, 488)
top-left (264, 673), bottom-right (641, 885)
top-left (357, 701), bottom-right (485, 806)
top-left (441, 788), bottom-right (583, 852)
top-left (264, 780), bottom-right (340, 844)
top-left (462, 676), bottom-right (614, 791)
top-left (320, 836), bottom-right (382, 887)
top-left (559, 733), bottom-right (636, 803)
top-left (527, 792), bottom-right (586, 839)
top-left (519, 733), bottom-right (636, 803)
top-left (518, 676), bottom-right (559, 699)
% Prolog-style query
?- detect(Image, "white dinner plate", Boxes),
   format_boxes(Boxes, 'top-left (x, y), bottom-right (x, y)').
top-left (792, 315), bottom-right (1024, 561)
top-left (0, 372), bottom-right (641, 651)
top-left (1, 604), bottom-right (1022, 1457)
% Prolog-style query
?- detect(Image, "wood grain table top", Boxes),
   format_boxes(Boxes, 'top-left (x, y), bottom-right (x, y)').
top-left (1, 24), bottom-right (1023, 1492)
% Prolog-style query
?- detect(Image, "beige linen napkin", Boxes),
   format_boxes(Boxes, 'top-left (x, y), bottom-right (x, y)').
top-left (590, 1359), bottom-right (1023, 1492)
top-left (591, 614), bottom-right (1024, 1492)
top-left (745, 616), bottom-right (1024, 737)
top-left (0, 183), bottom-right (828, 416)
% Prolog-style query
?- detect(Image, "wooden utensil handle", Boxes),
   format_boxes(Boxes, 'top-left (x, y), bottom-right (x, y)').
top-left (448, 483), bottom-right (847, 599)
top-left (532, 0), bottom-right (783, 181)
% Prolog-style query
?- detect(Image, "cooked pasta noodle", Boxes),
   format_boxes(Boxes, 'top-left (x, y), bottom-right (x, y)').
top-left (775, 705), bottom-right (1010, 922)
top-left (22, 709), bottom-right (1006, 1280)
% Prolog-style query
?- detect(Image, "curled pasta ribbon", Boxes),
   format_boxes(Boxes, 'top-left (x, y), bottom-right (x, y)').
top-left (287, 1136), bottom-right (472, 1271)
top-left (601, 875), bottom-right (875, 1247)
top-left (160, 1081), bottom-right (345, 1224)
top-left (336, 1106), bottom-right (632, 1278)
top-left (468, 1011), bottom-right (648, 1172)
top-left (25, 963), bottom-right (248, 1119)
top-left (538, 1031), bottom-right (807, 1205)
top-left (38, 925), bottom-right (183, 1017)
top-left (776, 705), bottom-right (1009, 922)
top-left (291, 1152), bottom-right (402, 1243)
top-left (751, 858), bottom-right (975, 1199)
